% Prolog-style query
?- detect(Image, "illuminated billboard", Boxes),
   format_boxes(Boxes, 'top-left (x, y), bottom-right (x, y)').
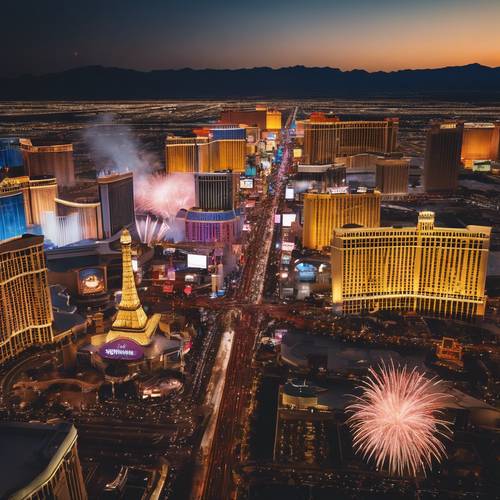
top-left (99, 338), bottom-right (144, 361)
top-left (282, 241), bottom-right (295, 252)
top-left (285, 187), bottom-right (294, 200)
top-left (187, 253), bottom-right (207, 269)
top-left (282, 213), bottom-right (297, 227)
top-left (77, 267), bottom-right (106, 295)
top-left (472, 160), bottom-right (491, 172)
top-left (240, 178), bottom-right (254, 189)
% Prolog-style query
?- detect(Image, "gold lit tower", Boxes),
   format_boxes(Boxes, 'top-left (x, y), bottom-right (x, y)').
top-left (461, 122), bottom-right (500, 168)
top-left (0, 235), bottom-right (54, 364)
top-left (165, 136), bottom-right (200, 173)
top-left (331, 211), bottom-right (491, 319)
top-left (303, 114), bottom-right (398, 164)
top-left (106, 229), bottom-right (159, 345)
top-left (375, 158), bottom-right (409, 195)
top-left (303, 190), bottom-right (381, 250)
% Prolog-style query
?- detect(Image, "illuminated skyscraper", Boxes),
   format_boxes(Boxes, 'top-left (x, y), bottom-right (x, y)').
top-left (331, 211), bottom-right (490, 319)
top-left (423, 122), bottom-right (463, 192)
top-left (461, 122), bottom-right (500, 168)
top-left (302, 114), bottom-right (398, 164)
top-left (220, 106), bottom-right (265, 130)
top-left (0, 175), bottom-right (58, 227)
top-left (0, 137), bottom-right (24, 174)
top-left (0, 190), bottom-right (27, 241)
top-left (208, 127), bottom-right (246, 172)
top-left (165, 135), bottom-right (206, 173)
top-left (195, 170), bottom-right (238, 211)
top-left (98, 172), bottom-right (135, 239)
top-left (266, 109), bottom-right (282, 130)
top-left (20, 139), bottom-right (76, 187)
top-left (303, 190), bottom-right (381, 250)
top-left (0, 234), bottom-right (53, 364)
top-left (375, 158), bottom-right (409, 195)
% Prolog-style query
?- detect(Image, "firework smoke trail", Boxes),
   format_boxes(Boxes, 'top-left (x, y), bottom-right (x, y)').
top-left (135, 215), bottom-right (171, 246)
top-left (347, 361), bottom-right (451, 477)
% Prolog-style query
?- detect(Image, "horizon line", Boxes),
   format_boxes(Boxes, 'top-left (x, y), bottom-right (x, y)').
top-left (4, 62), bottom-right (498, 79)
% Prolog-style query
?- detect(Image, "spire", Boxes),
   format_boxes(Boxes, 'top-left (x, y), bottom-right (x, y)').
top-left (110, 228), bottom-right (148, 332)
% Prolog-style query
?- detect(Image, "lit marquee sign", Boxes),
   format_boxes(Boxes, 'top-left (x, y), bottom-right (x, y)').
top-left (77, 267), bottom-right (106, 295)
top-left (99, 339), bottom-right (144, 361)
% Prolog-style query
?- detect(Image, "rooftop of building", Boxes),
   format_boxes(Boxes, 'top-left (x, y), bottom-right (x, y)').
top-left (0, 422), bottom-right (77, 499)
top-left (97, 170), bottom-right (133, 183)
top-left (19, 138), bottom-right (73, 151)
top-left (186, 208), bottom-right (239, 221)
top-left (0, 233), bottom-right (44, 254)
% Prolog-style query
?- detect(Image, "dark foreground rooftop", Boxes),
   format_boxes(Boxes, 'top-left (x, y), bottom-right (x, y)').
top-left (0, 422), bottom-right (76, 499)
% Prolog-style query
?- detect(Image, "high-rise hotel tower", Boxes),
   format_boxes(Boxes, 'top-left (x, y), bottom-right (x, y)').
top-left (165, 127), bottom-right (245, 173)
top-left (423, 122), bottom-right (463, 192)
top-left (331, 212), bottom-right (491, 319)
top-left (0, 235), bottom-right (53, 364)
top-left (302, 113), bottom-right (398, 164)
top-left (165, 136), bottom-right (210, 173)
top-left (303, 190), bottom-right (381, 250)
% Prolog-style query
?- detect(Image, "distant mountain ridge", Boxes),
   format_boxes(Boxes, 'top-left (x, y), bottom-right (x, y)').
top-left (1, 63), bottom-right (500, 100)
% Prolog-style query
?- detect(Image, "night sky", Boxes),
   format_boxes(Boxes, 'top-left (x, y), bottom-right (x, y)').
top-left (2, 0), bottom-right (500, 77)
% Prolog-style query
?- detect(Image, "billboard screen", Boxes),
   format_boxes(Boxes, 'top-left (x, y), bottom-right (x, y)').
top-left (282, 241), bottom-right (295, 252)
top-left (99, 338), bottom-right (144, 361)
top-left (240, 178), bottom-right (254, 189)
top-left (472, 160), bottom-right (491, 172)
top-left (77, 267), bottom-right (106, 295)
top-left (187, 254), bottom-right (207, 269)
top-left (282, 213), bottom-right (296, 227)
top-left (285, 187), bottom-right (294, 200)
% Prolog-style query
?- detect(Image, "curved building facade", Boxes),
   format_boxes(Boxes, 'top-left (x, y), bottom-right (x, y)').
top-left (331, 212), bottom-right (491, 320)
top-left (0, 422), bottom-right (87, 500)
top-left (303, 190), bottom-right (381, 250)
top-left (20, 139), bottom-right (75, 188)
top-left (55, 198), bottom-right (103, 240)
top-left (0, 235), bottom-right (53, 365)
top-left (185, 209), bottom-right (240, 244)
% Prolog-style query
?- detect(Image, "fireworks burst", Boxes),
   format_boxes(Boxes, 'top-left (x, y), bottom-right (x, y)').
top-left (135, 214), bottom-right (170, 246)
top-left (347, 362), bottom-right (451, 477)
top-left (134, 172), bottom-right (195, 220)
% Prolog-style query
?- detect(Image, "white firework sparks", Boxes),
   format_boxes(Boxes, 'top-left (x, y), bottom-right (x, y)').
top-left (135, 214), bottom-right (170, 246)
top-left (347, 362), bottom-right (451, 477)
top-left (134, 172), bottom-right (195, 219)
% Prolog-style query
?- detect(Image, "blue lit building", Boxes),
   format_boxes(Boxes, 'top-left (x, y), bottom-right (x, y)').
top-left (0, 137), bottom-right (24, 172)
top-left (185, 208), bottom-right (241, 243)
top-left (0, 191), bottom-right (27, 241)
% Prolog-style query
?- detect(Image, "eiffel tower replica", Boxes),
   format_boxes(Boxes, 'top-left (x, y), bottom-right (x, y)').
top-left (106, 228), bottom-right (160, 345)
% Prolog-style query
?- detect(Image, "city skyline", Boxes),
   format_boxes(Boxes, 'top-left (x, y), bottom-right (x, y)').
top-left (2, 0), bottom-right (500, 77)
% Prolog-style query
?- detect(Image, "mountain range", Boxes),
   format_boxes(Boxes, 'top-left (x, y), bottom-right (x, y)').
top-left (1, 64), bottom-right (500, 100)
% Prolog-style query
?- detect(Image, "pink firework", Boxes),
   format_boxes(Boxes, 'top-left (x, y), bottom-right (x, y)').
top-left (347, 362), bottom-right (451, 477)
top-left (134, 172), bottom-right (195, 219)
